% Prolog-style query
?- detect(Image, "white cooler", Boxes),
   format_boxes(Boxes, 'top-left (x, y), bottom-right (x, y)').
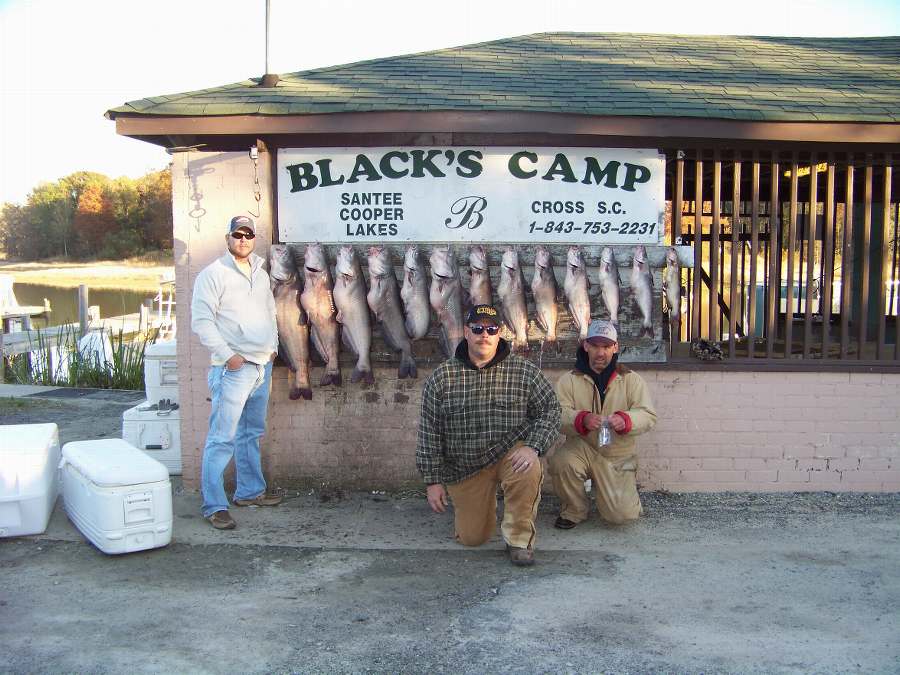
top-left (0, 423), bottom-right (60, 537)
top-left (61, 439), bottom-right (172, 555)
top-left (122, 401), bottom-right (182, 475)
top-left (144, 339), bottom-right (178, 404)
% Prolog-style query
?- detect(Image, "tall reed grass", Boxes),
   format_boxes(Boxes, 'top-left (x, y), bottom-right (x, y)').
top-left (5, 325), bottom-right (158, 390)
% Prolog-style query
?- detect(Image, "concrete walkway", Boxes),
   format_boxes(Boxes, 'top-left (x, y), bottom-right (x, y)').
top-left (2, 488), bottom-right (899, 674)
top-left (2, 384), bottom-right (899, 673)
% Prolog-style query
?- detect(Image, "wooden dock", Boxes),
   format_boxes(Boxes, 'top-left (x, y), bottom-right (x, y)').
top-left (0, 312), bottom-right (153, 357)
top-left (1, 304), bottom-right (51, 333)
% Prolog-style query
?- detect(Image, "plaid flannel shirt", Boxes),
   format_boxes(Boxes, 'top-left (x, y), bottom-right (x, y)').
top-left (416, 350), bottom-right (561, 485)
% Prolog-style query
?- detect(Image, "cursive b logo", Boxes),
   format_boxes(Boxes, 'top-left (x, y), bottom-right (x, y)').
top-left (444, 196), bottom-right (487, 230)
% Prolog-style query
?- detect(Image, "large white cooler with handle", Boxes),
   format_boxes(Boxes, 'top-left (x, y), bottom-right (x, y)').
top-left (61, 439), bottom-right (172, 555)
top-left (122, 401), bottom-right (182, 475)
top-left (144, 340), bottom-right (178, 404)
top-left (0, 423), bottom-right (60, 537)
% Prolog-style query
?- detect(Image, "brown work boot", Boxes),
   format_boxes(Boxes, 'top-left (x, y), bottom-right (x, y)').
top-left (554, 516), bottom-right (577, 530)
top-left (207, 510), bottom-right (236, 530)
top-left (507, 544), bottom-right (535, 567)
top-left (233, 492), bottom-right (284, 507)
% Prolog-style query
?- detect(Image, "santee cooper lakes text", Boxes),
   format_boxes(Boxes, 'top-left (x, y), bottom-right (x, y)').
top-left (277, 147), bottom-right (664, 242)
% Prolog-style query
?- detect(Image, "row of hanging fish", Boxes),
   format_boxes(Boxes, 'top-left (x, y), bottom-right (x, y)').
top-left (269, 243), bottom-right (682, 400)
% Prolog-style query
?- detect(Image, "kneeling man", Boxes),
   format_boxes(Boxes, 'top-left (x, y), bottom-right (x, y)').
top-left (550, 319), bottom-right (657, 529)
top-left (416, 304), bottom-right (561, 566)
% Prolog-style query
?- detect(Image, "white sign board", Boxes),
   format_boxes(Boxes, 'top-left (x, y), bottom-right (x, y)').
top-left (277, 147), bottom-right (665, 244)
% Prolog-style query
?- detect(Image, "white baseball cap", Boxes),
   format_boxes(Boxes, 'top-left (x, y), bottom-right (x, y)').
top-left (585, 319), bottom-right (617, 345)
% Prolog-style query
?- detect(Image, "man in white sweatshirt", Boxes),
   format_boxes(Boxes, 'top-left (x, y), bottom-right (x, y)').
top-left (190, 215), bottom-right (281, 530)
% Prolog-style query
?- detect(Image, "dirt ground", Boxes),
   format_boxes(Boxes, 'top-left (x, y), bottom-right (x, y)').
top-left (2, 392), bottom-right (899, 674)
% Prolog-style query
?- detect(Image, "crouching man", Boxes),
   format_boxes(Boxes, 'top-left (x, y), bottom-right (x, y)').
top-left (416, 304), bottom-right (561, 566)
top-left (550, 319), bottom-right (657, 529)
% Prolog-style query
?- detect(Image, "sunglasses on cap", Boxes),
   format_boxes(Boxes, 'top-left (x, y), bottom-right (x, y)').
top-left (468, 324), bottom-right (500, 335)
top-left (230, 231), bottom-right (256, 240)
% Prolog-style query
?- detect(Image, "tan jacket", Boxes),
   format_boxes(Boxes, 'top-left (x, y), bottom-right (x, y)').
top-left (555, 364), bottom-right (657, 459)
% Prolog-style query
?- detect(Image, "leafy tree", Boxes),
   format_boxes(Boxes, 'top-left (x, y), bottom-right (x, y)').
top-left (0, 202), bottom-right (30, 258)
top-left (3, 168), bottom-right (172, 261)
top-left (73, 182), bottom-right (115, 256)
top-left (137, 170), bottom-right (173, 249)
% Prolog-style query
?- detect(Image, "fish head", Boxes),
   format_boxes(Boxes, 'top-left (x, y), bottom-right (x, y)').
top-left (367, 245), bottom-right (390, 277)
top-left (469, 245), bottom-right (487, 270)
top-left (304, 243), bottom-right (328, 273)
top-left (666, 247), bottom-right (679, 265)
top-left (600, 247), bottom-right (614, 264)
top-left (566, 246), bottom-right (584, 270)
top-left (268, 245), bottom-right (295, 281)
top-left (404, 245), bottom-right (420, 272)
top-left (429, 245), bottom-right (456, 279)
top-left (335, 245), bottom-right (357, 277)
top-left (633, 245), bottom-right (647, 265)
top-left (501, 247), bottom-right (519, 271)
top-left (534, 246), bottom-right (551, 269)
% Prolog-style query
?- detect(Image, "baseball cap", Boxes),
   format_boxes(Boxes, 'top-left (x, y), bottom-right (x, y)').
top-left (585, 319), bottom-right (617, 345)
top-left (465, 304), bottom-right (501, 326)
top-left (228, 215), bottom-right (255, 234)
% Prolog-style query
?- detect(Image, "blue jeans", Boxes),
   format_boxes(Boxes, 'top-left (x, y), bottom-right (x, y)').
top-left (201, 361), bottom-right (272, 517)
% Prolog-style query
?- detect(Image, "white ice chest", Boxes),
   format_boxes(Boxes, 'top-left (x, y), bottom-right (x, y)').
top-left (61, 439), bottom-right (172, 555)
top-left (122, 402), bottom-right (182, 475)
top-left (0, 423), bottom-right (60, 537)
top-left (144, 339), bottom-right (178, 404)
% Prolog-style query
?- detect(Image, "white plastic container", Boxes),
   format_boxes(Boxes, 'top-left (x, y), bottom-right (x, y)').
top-left (122, 401), bottom-right (182, 475)
top-left (0, 423), bottom-right (60, 537)
top-left (61, 439), bottom-right (172, 555)
top-left (144, 339), bottom-right (178, 404)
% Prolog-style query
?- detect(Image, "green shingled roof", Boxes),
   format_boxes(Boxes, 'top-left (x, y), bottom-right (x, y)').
top-left (107, 32), bottom-right (900, 123)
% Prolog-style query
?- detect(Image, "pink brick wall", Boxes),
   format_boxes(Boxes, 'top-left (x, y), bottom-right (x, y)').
top-left (637, 370), bottom-right (900, 492)
top-left (174, 152), bottom-right (899, 494)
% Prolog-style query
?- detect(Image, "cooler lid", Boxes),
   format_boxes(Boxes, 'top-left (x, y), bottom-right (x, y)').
top-left (61, 439), bottom-right (169, 487)
top-left (145, 340), bottom-right (176, 358)
top-left (0, 424), bottom-right (59, 460)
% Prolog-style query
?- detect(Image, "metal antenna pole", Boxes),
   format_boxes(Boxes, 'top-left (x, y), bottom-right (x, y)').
top-left (265, 0), bottom-right (270, 75)
top-left (259, 0), bottom-right (278, 86)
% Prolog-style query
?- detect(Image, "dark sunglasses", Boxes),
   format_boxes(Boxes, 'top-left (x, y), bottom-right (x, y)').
top-left (230, 231), bottom-right (255, 240)
top-left (468, 324), bottom-right (500, 335)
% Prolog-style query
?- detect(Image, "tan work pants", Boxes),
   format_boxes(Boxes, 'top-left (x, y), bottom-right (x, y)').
top-left (446, 449), bottom-right (543, 550)
top-left (548, 437), bottom-right (642, 525)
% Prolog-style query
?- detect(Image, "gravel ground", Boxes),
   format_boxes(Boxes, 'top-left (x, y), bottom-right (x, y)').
top-left (2, 391), bottom-right (899, 674)
top-left (0, 393), bottom-right (143, 446)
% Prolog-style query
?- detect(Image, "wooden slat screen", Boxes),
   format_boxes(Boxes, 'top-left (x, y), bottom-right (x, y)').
top-left (669, 150), bottom-right (899, 368)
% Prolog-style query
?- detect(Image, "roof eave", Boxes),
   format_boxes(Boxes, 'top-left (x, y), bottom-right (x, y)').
top-left (113, 110), bottom-right (900, 146)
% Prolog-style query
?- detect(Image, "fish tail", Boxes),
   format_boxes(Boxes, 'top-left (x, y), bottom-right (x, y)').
top-left (320, 370), bottom-right (342, 387)
top-left (351, 367), bottom-right (375, 385)
top-left (289, 386), bottom-right (313, 401)
top-left (399, 353), bottom-right (418, 379)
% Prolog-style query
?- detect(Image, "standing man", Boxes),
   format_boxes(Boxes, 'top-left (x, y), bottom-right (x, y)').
top-left (191, 215), bottom-right (282, 530)
top-left (417, 304), bottom-right (561, 566)
top-left (550, 319), bottom-right (657, 529)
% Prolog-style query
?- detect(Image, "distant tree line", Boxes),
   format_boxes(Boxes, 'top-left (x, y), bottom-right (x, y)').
top-left (0, 169), bottom-right (172, 260)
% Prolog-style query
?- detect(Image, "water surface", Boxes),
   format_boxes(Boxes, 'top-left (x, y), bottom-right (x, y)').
top-left (12, 283), bottom-right (157, 328)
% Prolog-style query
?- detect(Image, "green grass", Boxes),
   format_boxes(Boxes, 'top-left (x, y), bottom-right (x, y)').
top-left (0, 397), bottom-right (65, 413)
top-left (4, 325), bottom-right (158, 390)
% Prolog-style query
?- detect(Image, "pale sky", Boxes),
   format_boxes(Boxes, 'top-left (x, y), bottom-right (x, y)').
top-left (1, 0), bottom-right (899, 205)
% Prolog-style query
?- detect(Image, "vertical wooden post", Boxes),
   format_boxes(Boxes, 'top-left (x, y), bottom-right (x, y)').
top-left (78, 285), bottom-right (89, 337)
top-left (877, 162), bottom-right (893, 360)
top-left (692, 158), bottom-right (704, 341)
top-left (766, 154), bottom-right (781, 359)
top-left (710, 152), bottom-right (721, 341)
